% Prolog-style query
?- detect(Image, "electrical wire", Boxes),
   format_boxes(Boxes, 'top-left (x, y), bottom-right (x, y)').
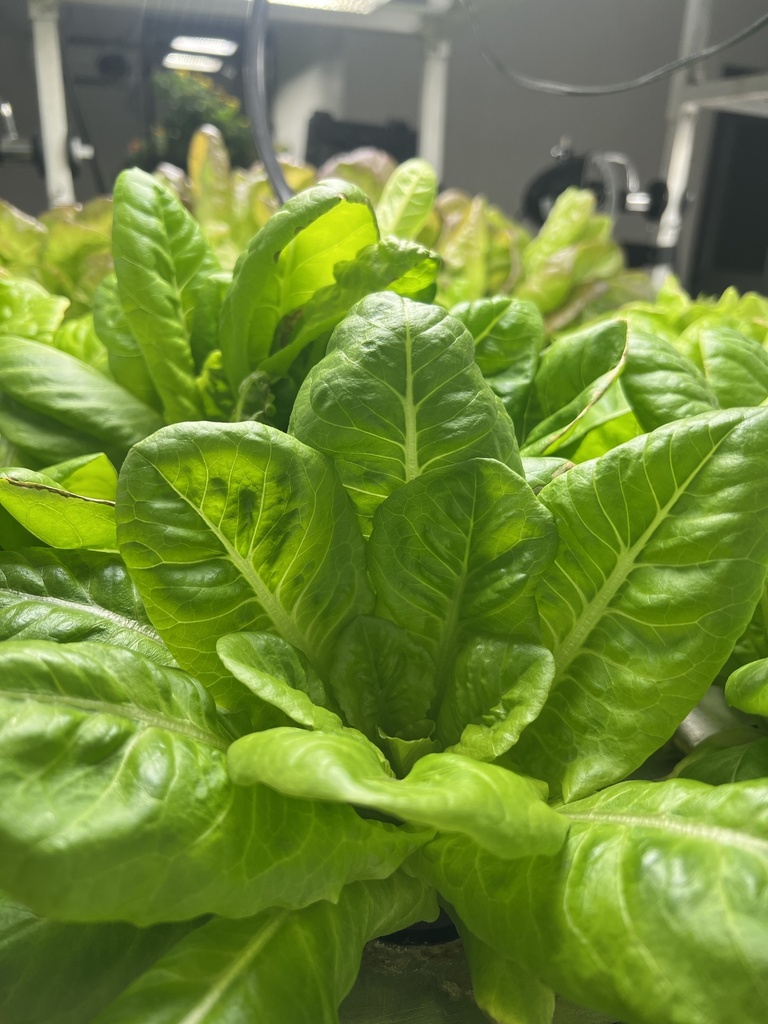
top-left (458, 0), bottom-right (768, 96)
top-left (244, 0), bottom-right (293, 204)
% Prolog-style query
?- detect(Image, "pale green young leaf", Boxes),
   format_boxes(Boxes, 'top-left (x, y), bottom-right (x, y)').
top-left (328, 615), bottom-right (436, 743)
top-left (50, 315), bottom-right (111, 376)
top-left (376, 158), bottom-right (438, 240)
top-left (0, 470), bottom-right (116, 550)
top-left (512, 407), bottom-right (768, 801)
top-left (41, 452), bottom-right (118, 500)
top-left (220, 181), bottom-right (378, 388)
top-left (257, 238), bottom-right (440, 378)
top-left (217, 632), bottom-right (343, 731)
top-left (0, 272), bottom-right (68, 343)
top-left (726, 657), bottom-right (768, 716)
top-left (439, 639), bottom-right (554, 759)
top-left (229, 728), bottom-right (567, 859)
top-left (117, 421), bottom-right (373, 707)
top-left (92, 874), bottom-right (437, 1024)
top-left (113, 168), bottom-right (220, 422)
top-left (0, 640), bottom-right (416, 924)
top-left (290, 293), bottom-right (522, 535)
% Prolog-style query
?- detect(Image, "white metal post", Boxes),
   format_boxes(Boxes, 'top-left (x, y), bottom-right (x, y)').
top-left (653, 0), bottom-right (714, 282)
top-left (28, 0), bottom-right (76, 207)
top-left (418, 28), bottom-right (450, 181)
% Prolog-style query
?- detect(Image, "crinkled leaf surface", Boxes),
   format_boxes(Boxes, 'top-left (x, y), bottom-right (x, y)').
top-left (117, 421), bottom-right (373, 706)
top-left (291, 292), bottom-right (522, 535)
top-left (328, 615), bottom-right (436, 743)
top-left (511, 407), bottom-right (768, 800)
top-left (217, 631), bottom-right (342, 731)
top-left (439, 639), bottom-right (555, 759)
top-left (0, 894), bottom-right (195, 1024)
top-left (50, 315), bottom-right (111, 376)
top-left (368, 459), bottom-right (557, 694)
top-left (419, 779), bottom-right (768, 1024)
top-left (229, 728), bottom-right (567, 860)
top-left (92, 874), bottom-right (437, 1024)
top-left (0, 272), bottom-right (68, 343)
top-left (220, 181), bottom-right (378, 388)
top-left (0, 548), bottom-right (172, 663)
top-left (452, 296), bottom-right (544, 433)
top-left (0, 640), bottom-right (414, 924)
top-left (113, 168), bottom-right (219, 422)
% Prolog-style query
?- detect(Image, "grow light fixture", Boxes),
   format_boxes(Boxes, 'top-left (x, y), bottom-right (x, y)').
top-left (162, 52), bottom-right (223, 73)
top-left (266, 0), bottom-right (391, 14)
top-left (170, 36), bottom-right (239, 57)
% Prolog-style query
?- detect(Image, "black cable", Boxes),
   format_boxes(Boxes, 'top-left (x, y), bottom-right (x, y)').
top-left (459, 0), bottom-right (768, 97)
top-left (244, 0), bottom-right (293, 205)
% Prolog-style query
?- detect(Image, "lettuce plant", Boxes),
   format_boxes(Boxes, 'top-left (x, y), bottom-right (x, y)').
top-left (1, 293), bottom-right (767, 1023)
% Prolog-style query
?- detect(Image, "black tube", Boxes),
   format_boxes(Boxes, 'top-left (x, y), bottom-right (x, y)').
top-left (244, 0), bottom-right (294, 206)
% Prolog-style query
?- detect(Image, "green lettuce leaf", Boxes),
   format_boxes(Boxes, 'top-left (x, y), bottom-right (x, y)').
top-left (0, 548), bottom-right (172, 663)
top-left (113, 168), bottom-right (220, 422)
top-left (451, 296), bottom-right (545, 433)
top-left (229, 728), bottom-right (567, 859)
top-left (0, 335), bottom-right (163, 464)
top-left (419, 779), bottom-right (768, 1024)
top-left (93, 275), bottom-right (162, 412)
top-left (726, 657), bottom-right (768, 716)
top-left (368, 459), bottom-right (557, 694)
top-left (0, 272), bottom-right (68, 343)
top-left (0, 640), bottom-right (415, 924)
top-left (91, 874), bottom-right (437, 1024)
top-left (220, 181), bottom-right (378, 389)
top-left (0, 469), bottom-right (116, 550)
top-left (117, 421), bottom-right (373, 706)
top-left (511, 407), bottom-right (768, 801)
top-left (0, 894), bottom-right (196, 1024)
top-left (290, 293), bottom-right (522, 535)
top-left (376, 158), bottom-right (438, 240)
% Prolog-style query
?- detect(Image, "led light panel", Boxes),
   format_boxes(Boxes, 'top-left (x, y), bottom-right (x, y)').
top-left (170, 36), bottom-right (239, 57)
top-left (162, 52), bottom-right (224, 72)
top-left (267, 0), bottom-right (391, 14)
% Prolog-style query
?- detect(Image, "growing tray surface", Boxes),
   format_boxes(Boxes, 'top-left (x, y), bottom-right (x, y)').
top-left (340, 940), bottom-right (619, 1023)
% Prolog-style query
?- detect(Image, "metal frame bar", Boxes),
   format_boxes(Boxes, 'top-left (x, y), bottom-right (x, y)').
top-left (28, 0), bottom-right (76, 207)
top-left (655, 0), bottom-right (768, 279)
